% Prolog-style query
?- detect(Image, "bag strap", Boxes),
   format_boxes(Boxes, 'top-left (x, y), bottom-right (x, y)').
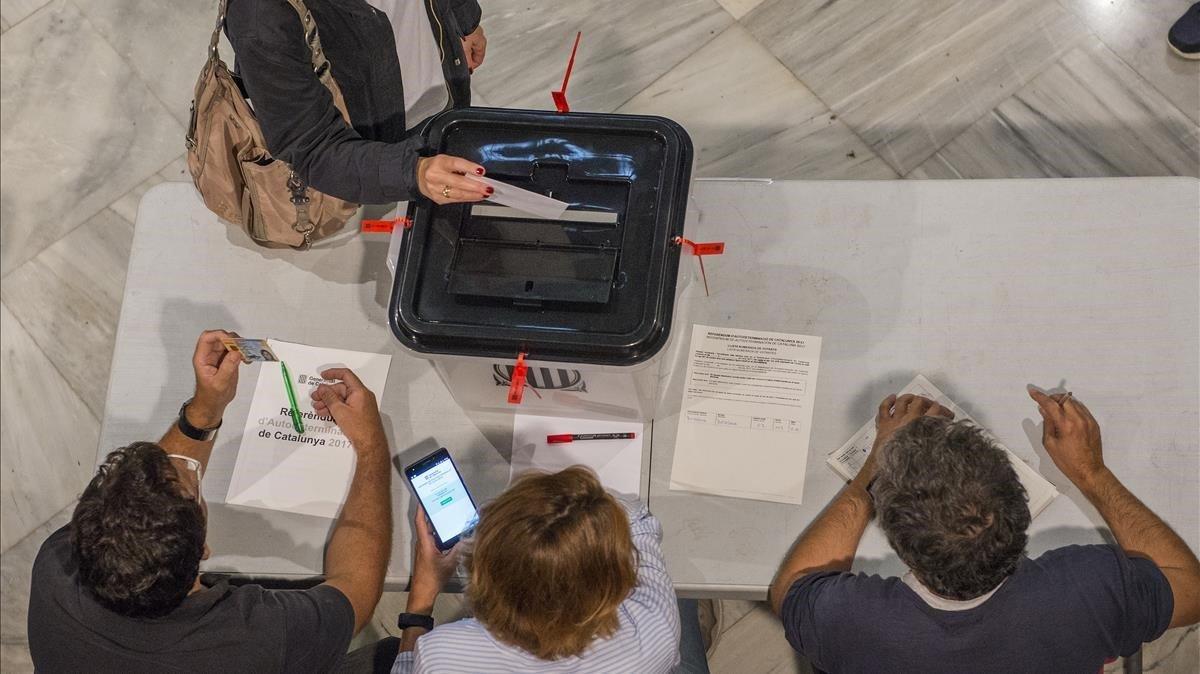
top-left (208, 0), bottom-right (332, 79)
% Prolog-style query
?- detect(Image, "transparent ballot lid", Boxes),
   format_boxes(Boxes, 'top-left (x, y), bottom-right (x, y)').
top-left (389, 108), bottom-right (693, 366)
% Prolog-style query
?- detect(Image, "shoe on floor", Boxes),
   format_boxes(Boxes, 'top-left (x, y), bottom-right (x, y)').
top-left (1168, 2), bottom-right (1200, 59)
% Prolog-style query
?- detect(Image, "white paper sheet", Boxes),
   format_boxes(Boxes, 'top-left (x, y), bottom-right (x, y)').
top-left (509, 414), bottom-right (644, 499)
top-left (669, 325), bottom-right (822, 504)
top-left (225, 340), bottom-right (392, 518)
top-left (468, 175), bottom-right (569, 219)
top-left (826, 375), bottom-right (1059, 517)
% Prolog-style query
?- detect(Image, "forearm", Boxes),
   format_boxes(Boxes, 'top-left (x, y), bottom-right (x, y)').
top-left (770, 479), bottom-right (874, 615)
top-left (1080, 468), bottom-right (1200, 626)
top-left (324, 444), bottom-right (393, 632)
top-left (157, 400), bottom-right (222, 468)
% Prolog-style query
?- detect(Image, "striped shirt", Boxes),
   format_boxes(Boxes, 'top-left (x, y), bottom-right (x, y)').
top-left (391, 500), bottom-right (680, 673)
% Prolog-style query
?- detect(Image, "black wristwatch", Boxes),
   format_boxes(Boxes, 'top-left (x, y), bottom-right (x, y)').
top-left (397, 612), bottom-right (434, 631)
top-left (178, 399), bottom-right (222, 441)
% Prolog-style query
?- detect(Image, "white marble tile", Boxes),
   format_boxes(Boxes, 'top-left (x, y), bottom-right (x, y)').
top-left (109, 174), bottom-right (163, 223)
top-left (1143, 625), bottom-right (1199, 673)
top-left (911, 39), bottom-right (1200, 178)
top-left (1, 14), bottom-right (10, 30)
top-left (0, 304), bottom-right (99, 551)
top-left (617, 25), bottom-right (896, 180)
top-left (74, 0), bottom-right (219, 128)
top-left (0, 503), bottom-right (73, 639)
top-left (708, 603), bottom-right (811, 673)
top-left (1060, 0), bottom-right (1200, 124)
top-left (717, 0), bottom-right (765, 20)
top-left (158, 154), bottom-right (190, 182)
top-left (1, 209), bottom-right (134, 417)
top-left (0, 0), bottom-right (183, 274)
top-left (470, 0), bottom-right (731, 112)
top-left (744, 0), bottom-right (1089, 174)
top-left (0, 0), bottom-right (49, 27)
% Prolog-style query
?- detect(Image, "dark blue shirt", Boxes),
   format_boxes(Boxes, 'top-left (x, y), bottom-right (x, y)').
top-left (782, 545), bottom-right (1173, 673)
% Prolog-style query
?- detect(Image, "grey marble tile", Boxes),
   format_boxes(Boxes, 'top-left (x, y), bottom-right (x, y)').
top-left (716, 0), bottom-right (764, 20)
top-left (0, 0), bottom-right (49, 27)
top-left (470, 0), bottom-right (731, 112)
top-left (0, 644), bottom-right (34, 674)
top-left (0, 304), bottom-right (98, 551)
top-left (744, 0), bottom-right (1089, 175)
top-left (1060, 0), bottom-right (1200, 124)
top-left (618, 25), bottom-right (896, 180)
top-left (1143, 625), bottom-right (1199, 673)
top-left (1, 209), bottom-right (134, 417)
top-left (1, 14), bottom-right (10, 30)
top-left (910, 39), bottom-right (1200, 179)
top-left (1, 503), bottom-right (73, 639)
top-left (0, 0), bottom-right (183, 274)
top-left (74, 0), bottom-right (219, 128)
top-left (109, 174), bottom-right (163, 223)
top-left (708, 604), bottom-right (811, 673)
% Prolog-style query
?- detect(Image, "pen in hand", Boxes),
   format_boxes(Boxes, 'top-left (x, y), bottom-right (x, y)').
top-left (280, 361), bottom-right (305, 434)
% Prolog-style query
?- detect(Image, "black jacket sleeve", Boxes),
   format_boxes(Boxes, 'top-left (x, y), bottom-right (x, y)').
top-left (447, 0), bottom-right (482, 36)
top-left (225, 0), bottom-right (422, 204)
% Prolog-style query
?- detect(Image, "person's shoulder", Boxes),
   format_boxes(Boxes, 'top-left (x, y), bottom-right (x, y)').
top-left (225, 0), bottom-right (306, 45)
top-left (32, 525), bottom-right (74, 578)
top-left (415, 620), bottom-right (497, 660)
top-left (1030, 544), bottom-right (1127, 572)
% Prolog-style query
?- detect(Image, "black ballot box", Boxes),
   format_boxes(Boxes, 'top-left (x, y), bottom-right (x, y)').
top-left (389, 108), bottom-right (693, 420)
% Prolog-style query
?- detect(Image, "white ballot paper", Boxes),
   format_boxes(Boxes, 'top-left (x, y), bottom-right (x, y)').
top-left (468, 175), bottom-right (569, 219)
top-left (509, 415), bottom-right (644, 499)
top-left (226, 340), bottom-right (392, 519)
top-left (669, 325), bottom-right (822, 504)
top-left (826, 375), bottom-right (1059, 517)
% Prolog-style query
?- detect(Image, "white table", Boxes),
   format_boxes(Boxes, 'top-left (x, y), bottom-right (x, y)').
top-left (102, 179), bottom-right (1199, 594)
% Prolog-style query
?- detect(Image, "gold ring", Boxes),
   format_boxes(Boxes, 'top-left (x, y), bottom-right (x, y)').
top-left (441, 185), bottom-right (452, 198)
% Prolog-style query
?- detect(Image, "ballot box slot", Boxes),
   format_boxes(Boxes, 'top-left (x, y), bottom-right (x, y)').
top-left (447, 238), bottom-right (618, 306)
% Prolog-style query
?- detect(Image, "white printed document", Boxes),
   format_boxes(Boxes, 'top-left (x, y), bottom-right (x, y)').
top-left (669, 325), bottom-right (822, 504)
top-left (226, 340), bottom-right (392, 519)
top-left (509, 414), bottom-right (644, 499)
top-left (826, 375), bottom-right (1059, 517)
top-left (468, 175), bottom-right (569, 220)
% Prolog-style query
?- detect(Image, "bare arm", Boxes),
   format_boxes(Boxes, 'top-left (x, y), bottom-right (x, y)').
top-left (311, 368), bottom-right (393, 634)
top-left (158, 330), bottom-right (242, 468)
top-left (1030, 389), bottom-right (1200, 628)
top-left (769, 395), bottom-right (952, 615)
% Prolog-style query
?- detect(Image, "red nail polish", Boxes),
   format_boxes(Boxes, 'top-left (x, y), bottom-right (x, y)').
top-left (486, 187), bottom-right (494, 195)
top-left (475, 168), bottom-right (485, 175)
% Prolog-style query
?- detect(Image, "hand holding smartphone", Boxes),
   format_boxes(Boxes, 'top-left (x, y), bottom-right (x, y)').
top-left (404, 448), bottom-right (479, 551)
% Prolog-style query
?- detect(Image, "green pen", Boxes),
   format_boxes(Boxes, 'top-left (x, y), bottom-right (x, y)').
top-left (280, 361), bottom-right (305, 434)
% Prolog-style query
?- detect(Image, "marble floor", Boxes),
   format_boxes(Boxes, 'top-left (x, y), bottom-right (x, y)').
top-left (1, 0), bottom-right (1198, 670)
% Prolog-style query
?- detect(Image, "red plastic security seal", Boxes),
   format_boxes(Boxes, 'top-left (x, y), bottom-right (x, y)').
top-left (360, 217), bottom-right (412, 234)
top-left (507, 352), bottom-right (529, 404)
top-left (551, 32), bottom-right (582, 113)
top-left (674, 236), bottom-right (726, 296)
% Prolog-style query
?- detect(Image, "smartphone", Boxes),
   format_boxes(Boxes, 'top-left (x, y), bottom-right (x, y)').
top-left (404, 448), bottom-right (479, 551)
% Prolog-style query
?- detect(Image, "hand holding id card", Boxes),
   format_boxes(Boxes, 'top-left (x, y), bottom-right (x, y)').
top-left (221, 337), bottom-right (278, 363)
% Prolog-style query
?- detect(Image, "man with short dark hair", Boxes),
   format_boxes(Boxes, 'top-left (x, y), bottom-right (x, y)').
top-left (27, 330), bottom-right (394, 672)
top-left (770, 390), bottom-right (1200, 672)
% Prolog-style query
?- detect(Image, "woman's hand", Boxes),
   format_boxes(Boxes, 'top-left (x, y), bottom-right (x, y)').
top-left (408, 506), bottom-right (462, 612)
top-left (417, 155), bottom-right (491, 205)
top-left (462, 25), bottom-right (487, 72)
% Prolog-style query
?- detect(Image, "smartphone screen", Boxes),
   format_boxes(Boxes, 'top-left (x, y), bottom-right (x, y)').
top-left (405, 449), bottom-right (478, 549)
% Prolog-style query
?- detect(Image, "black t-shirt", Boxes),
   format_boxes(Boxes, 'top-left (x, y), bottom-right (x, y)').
top-left (782, 544), bottom-right (1173, 673)
top-left (28, 526), bottom-right (354, 673)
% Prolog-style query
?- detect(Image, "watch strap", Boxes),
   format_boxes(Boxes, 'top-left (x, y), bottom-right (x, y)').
top-left (178, 399), bottom-right (221, 441)
top-left (396, 612), bottom-right (435, 631)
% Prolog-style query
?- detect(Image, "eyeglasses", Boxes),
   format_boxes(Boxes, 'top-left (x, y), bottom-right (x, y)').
top-left (167, 454), bottom-right (205, 506)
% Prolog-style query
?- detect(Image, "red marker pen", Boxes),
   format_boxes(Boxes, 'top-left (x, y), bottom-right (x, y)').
top-left (547, 432), bottom-right (636, 444)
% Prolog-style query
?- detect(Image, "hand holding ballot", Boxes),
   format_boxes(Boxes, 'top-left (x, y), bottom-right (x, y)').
top-left (189, 329), bottom-right (244, 428)
top-left (310, 368), bottom-right (388, 455)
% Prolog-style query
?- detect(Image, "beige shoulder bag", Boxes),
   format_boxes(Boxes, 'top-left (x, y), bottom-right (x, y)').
top-left (186, 0), bottom-right (358, 249)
